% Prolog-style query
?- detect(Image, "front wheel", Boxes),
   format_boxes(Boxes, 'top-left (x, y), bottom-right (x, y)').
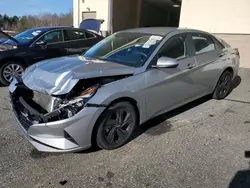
top-left (0, 61), bottom-right (25, 86)
top-left (95, 101), bottom-right (138, 150)
top-left (213, 70), bottom-right (233, 100)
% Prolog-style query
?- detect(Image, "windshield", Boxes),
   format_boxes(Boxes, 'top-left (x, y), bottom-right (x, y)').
top-left (84, 32), bottom-right (163, 67)
top-left (0, 32), bottom-right (8, 44)
top-left (4, 29), bottom-right (45, 45)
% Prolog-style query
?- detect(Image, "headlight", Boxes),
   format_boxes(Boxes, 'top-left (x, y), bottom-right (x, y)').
top-left (79, 85), bottom-right (99, 99)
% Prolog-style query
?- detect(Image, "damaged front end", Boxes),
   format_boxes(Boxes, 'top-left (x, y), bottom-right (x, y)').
top-left (9, 75), bottom-right (129, 129)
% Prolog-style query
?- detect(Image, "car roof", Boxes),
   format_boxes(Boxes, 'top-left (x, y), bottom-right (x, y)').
top-left (120, 27), bottom-right (210, 36)
top-left (30, 26), bottom-right (73, 32)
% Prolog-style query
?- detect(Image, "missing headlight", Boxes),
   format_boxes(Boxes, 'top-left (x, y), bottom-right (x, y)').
top-left (45, 84), bottom-right (99, 121)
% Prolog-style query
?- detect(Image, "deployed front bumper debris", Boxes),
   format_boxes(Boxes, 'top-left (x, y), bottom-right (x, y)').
top-left (9, 78), bottom-right (85, 127)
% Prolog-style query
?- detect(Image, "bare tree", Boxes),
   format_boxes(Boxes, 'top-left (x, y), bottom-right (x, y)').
top-left (11, 10), bottom-right (73, 32)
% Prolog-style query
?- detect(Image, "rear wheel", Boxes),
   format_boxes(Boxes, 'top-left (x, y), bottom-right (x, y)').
top-left (95, 101), bottom-right (138, 150)
top-left (0, 61), bottom-right (25, 86)
top-left (213, 70), bottom-right (233, 100)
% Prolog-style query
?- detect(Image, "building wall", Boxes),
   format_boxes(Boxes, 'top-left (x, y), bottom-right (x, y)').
top-left (179, 0), bottom-right (250, 34)
top-left (140, 1), bottom-right (170, 27)
top-left (73, 0), bottom-right (109, 31)
top-left (215, 34), bottom-right (250, 68)
top-left (112, 0), bottom-right (140, 32)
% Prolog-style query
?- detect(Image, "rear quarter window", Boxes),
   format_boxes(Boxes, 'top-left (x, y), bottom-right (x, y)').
top-left (220, 39), bottom-right (231, 48)
top-left (85, 31), bottom-right (96, 39)
top-left (191, 34), bottom-right (216, 55)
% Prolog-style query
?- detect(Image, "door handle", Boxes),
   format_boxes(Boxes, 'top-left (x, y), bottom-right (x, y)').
top-left (219, 52), bottom-right (227, 57)
top-left (187, 63), bottom-right (196, 69)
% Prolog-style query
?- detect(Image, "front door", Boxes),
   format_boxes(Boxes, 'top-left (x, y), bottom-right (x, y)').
top-left (145, 34), bottom-right (205, 119)
top-left (31, 29), bottom-right (66, 63)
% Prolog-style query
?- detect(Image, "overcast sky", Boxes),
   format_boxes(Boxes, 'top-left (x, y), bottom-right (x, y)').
top-left (0, 0), bottom-right (73, 16)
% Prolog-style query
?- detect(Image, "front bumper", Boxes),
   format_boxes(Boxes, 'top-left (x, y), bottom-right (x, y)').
top-left (9, 79), bottom-right (105, 152)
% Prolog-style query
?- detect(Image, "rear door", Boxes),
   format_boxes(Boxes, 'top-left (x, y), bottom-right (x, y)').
top-left (63, 29), bottom-right (99, 53)
top-left (190, 33), bottom-right (226, 93)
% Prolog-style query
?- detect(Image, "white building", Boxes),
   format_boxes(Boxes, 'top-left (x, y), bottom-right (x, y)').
top-left (73, 0), bottom-right (250, 34)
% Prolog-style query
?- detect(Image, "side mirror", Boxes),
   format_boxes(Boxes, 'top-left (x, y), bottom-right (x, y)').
top-left (35, 40), bottom-right (47, 46)
top-left (153, 56), bottom-right (179, 68)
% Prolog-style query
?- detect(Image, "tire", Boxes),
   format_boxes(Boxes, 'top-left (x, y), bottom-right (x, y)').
top-left (95, 101), bottom-right (138, 150)
top-left (0, 61), bottom-right (25, 86)
top-left (213, 70), bottom-right (233, 100)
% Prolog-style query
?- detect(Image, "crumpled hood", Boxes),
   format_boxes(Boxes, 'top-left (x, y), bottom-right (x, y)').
top-left (22, 55), bottom-right (135, 95)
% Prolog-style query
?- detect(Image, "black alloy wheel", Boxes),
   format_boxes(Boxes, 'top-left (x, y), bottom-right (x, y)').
top-left (213, 70), bottom-right (233, 100)
top-left (95, 101), bottom-right (137, 150)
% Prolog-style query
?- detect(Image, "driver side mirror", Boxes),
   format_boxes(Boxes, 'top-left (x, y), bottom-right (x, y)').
top-left (152, 56), bottom-right (179, 68)
top-left (35, 40), bottom-right (47, 47)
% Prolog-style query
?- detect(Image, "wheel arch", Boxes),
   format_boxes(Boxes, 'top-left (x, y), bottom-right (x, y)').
top-left (106, 97), bottom-right (140, 123)
top-left (212, 66), bottom-right (234, 94)
top-left (224, 66), bottom-right (234, 75)
top-left (1, 57), bottom-right (27, 67)
top-left (90, 96), bottom-right (141, 147)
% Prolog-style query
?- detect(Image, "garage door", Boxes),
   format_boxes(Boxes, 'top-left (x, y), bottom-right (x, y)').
top-left (82, 11), bottom-right (97, 20)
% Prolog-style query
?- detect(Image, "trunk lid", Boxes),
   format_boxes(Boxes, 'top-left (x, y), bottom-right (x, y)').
top-left (79, 19), bottom-right (103, 34)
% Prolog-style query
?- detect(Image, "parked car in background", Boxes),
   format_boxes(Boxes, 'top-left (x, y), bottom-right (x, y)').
top-left (0, 20), bottom-right (103, 85)
top-left (0, 38), bottom-right (7, 44)
top-left (0, 30), bottom-right (15, 44)
top-left (9, 27), bottom-right (240, 152)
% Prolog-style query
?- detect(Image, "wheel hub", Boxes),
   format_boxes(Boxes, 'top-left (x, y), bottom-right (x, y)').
top-left (103, 108), bottom-right (133, 144)
top-left (3, 64), bottom-right (24, 82)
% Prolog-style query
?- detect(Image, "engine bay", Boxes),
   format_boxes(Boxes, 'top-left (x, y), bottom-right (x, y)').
top-left (10, 75), bottom-right (130, 126)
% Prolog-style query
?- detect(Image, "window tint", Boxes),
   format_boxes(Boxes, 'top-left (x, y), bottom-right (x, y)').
top-left (213, 38), bottom-right (225, 49)
top-left (220, 39), bottom-right (230, 48)
top-left (159, 35), bottom-right (188, 60)
top-left (39, 30), bottom-right (63, 44)
top-left (64, 30), bottom-right (86, 41)
top-left (192, 34), bottom-right (215, 55)
top-left (85, 31), bottom-right (96, 38)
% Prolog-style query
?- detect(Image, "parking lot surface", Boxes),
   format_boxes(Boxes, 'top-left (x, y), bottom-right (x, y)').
top-left (0, 67), bottom-right (250, 188)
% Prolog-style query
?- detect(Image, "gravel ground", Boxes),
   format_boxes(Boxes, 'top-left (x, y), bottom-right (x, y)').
top-left (0, 68), bottom-right (250, 188)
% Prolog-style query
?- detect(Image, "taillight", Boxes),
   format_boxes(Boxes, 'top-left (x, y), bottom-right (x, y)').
top-left (234, 48), bottom-right (240, 58)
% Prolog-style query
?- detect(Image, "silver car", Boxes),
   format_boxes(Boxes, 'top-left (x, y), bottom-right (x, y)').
top-left (9, 28), bottom-right (240, 152)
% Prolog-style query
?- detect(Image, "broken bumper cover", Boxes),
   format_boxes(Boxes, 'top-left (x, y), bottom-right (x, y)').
top-left (9, 80), bottom-right (105, 152)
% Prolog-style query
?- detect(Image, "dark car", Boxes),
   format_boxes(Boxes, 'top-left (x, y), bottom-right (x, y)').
top-left (0, 38), bottom-right (7, 44)
top-left (0, 20), bottom-right (103, 85)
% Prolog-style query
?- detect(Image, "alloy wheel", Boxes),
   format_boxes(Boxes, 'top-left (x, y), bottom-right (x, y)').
top-left (3, 64), bottom-right (24, 82)
top-left (103, 108), bottom-right (133, 145)
top-left (218, 74), bottom-right (231, 98)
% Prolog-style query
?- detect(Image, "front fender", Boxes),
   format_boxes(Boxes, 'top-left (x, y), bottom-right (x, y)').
top-left (87, 74), bottom-right (148, 124)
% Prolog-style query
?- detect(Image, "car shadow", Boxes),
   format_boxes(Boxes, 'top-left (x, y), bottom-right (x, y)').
top-left (229, 170), bottom-right (250, 188)
top-left (231, 75), bottom-right (241, 91)
top-left (0, 83), bottom-right (5, 88)
top-left (131, 95), bottom-right (211, 140)
top-left (228, 151), bottom-right (250, 188)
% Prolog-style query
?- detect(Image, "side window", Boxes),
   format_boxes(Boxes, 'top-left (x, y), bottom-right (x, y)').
top-left (85, 31), bottom-right (96, 39)
top-left (192, 34), bottom-right (215, 55)
top-left (213, 38), bottom-right (225, 49)
top-left (39, 30), bottom-right (63, 44)
top-left (64, 30), bottom-right (86, 41)
top-left (159, 35), bottom-right (188, 60)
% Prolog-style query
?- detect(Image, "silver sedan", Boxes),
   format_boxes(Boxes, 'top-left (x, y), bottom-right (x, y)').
top-left (9, 27), bottom-right (240, 152)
